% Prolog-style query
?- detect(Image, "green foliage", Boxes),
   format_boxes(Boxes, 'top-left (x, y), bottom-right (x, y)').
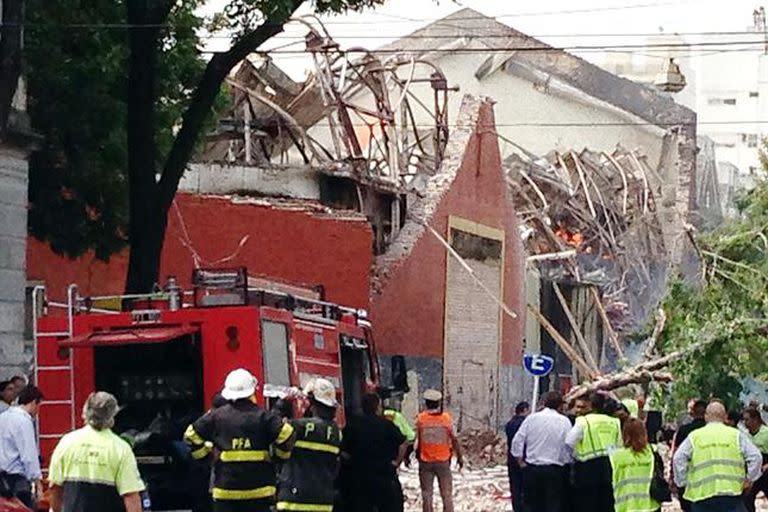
top-left (25, 0), bottom-right (213, 259)
top-left (659, 178), bottom-right (768, 416)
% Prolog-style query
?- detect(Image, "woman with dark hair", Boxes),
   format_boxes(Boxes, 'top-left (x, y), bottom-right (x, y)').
top-left (609, 418), bottom-right (662, 512)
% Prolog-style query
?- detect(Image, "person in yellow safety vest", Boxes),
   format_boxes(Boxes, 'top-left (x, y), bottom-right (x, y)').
top-left (185, 369), bottom-right (295, 512)
top-left (565, 391), bottom-right (622, 512)
top-left (610, 417), bottom-right (663, 512)
top-left (673, 402), bottom-right (762, 512)
top-left (48, 392), bottom-right (146, 512)
top-left (621, 398), bottom-right (640, 419)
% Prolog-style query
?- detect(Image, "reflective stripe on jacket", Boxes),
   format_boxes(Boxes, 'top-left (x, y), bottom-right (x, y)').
top-left (185, 400), bottom-right (294, 502)
top-left (416, 411), bottom-right (453, 463)
top-left (277, 417), bottom-right (341, 511)
top-left (573, 413), bottom-right (621, 462)
top-left (610, 446), bottom-right (660, 512)
top-left (683, 423), bottom-right (744, 502)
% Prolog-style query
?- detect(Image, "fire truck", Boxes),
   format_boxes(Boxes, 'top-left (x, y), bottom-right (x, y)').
top-left (33, 268), bottom-right (407, 511)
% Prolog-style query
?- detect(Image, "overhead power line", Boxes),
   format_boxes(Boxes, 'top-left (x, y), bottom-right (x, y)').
top-left (263, 39), bottom-right (768, 54)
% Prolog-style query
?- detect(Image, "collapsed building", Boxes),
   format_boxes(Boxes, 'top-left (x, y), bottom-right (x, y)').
top-left (27, 11), bottom-right (705, 429)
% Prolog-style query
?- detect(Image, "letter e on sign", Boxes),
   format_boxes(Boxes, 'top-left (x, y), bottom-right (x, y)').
top-left (523, 354), bottom-right (554, 377)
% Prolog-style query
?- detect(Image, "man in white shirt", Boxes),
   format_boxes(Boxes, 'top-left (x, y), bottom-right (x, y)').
top-left (0, 380), bottom-right (14, 413)
top-left (511, 391), bottom-right (572, 512)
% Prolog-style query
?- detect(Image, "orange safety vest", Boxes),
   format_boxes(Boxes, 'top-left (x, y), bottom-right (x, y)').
top-left (416, 411), bottom-right (453, 463)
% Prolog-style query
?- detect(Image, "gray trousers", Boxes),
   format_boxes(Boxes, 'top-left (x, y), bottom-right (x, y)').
top-left (418, 461), bottom-right (453, 512)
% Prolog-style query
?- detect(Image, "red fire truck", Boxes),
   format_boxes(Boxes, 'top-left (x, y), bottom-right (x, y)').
top-left (33, 268), bottom-right (406, 510)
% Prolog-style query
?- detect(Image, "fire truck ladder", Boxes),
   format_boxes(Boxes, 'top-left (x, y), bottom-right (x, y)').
top-left (32, 284), bottom-right (79, 441)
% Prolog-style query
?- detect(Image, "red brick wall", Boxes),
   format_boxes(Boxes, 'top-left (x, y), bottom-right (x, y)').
top-left (27, 194), bottom-right (373, 309)
top-left (370, 103), bottom-right (525, 366)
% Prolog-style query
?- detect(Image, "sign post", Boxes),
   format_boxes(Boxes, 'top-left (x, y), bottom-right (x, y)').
top-left (523, 354), bottom-right (554, 408)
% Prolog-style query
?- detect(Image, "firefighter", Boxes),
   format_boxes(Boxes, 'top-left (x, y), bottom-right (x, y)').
top-left (382, 396), bottom-right (415, 512)
top-left (184, 369), bottom-right (295, 512)
top-left (415, 389), bottom-right (463, 512)
top-left (276, 378), bottom-right (341, 512)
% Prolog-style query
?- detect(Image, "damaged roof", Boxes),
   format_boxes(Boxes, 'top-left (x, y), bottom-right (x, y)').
top-left (377, 8), bottom-right (696, 130)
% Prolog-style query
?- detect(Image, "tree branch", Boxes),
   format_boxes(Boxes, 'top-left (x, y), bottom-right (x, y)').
top-left (156, 2), bottom-right (302, 210)
top-left (565, 326), bottom-right (723, 402)
top-left (643, 308), bottom-right (666, 360)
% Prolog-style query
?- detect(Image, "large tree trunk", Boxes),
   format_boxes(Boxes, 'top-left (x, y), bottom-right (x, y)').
top-left (125, 0), bottom-right (165, 293)
top-left (123, 1), bottom-right (302, 292)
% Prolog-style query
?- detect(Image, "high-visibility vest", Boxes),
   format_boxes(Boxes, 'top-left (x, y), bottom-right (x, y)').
top-left (683, 423), bottom-right (745, 502)
top-left (416, 411), bottom-right (453, 463)
top-left (573, 413), bottom-right (621, 462)
top-left (384, 408), bottom-right (416, 443)
top-left (610, 446), bottom-right (660, 512)
top-left (622, 399), bottom-right (640, 418)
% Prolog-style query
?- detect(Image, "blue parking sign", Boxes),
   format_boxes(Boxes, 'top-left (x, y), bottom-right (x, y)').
top-left (523, 354), bottom-right (554, 377)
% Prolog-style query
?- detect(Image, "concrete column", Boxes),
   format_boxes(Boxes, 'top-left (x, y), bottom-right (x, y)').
top-left (0, 146), bottom-right (30, 379)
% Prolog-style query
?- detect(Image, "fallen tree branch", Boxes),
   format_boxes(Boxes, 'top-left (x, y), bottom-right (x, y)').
top-left (643, 308), bottom-right (667, 360)
top-left (565, 331), bottom-right (719, 402)
top-left (527, 304), bottom-right (599, 379)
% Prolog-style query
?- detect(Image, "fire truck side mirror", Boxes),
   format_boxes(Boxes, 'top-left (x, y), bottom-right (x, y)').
top-left (391, 355), bottom-right (409, 393)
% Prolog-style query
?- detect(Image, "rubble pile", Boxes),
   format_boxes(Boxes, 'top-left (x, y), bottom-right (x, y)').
top-left (399, 465), bottom-right (768, 511)
top-left (400, 464), bottom-right (512, 511)
top-left (507, 146), bottom-right (670, 332)
top-left (458, 430), bottom-right (508, 468)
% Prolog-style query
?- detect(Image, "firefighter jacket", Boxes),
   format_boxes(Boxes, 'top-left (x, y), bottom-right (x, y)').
top-left (276, 417), bottom-right (342, 511)
top-left (184, 400), bottom-right (294, 502)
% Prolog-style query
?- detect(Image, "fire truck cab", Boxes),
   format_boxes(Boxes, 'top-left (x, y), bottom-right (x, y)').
top-left (33, 268), bottom-right (402, 510)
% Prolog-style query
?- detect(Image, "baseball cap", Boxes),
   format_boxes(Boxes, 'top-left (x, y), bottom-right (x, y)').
top-left (221, 369), bottom-right (258, 401)
top-left (424, 389), bottom-right (443, 401)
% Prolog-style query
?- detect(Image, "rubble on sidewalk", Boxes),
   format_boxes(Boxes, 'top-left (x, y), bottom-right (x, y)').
top-left (399, 464), bottom-right (768, 511)
top-left (457, 429), bottom-right (508, 468)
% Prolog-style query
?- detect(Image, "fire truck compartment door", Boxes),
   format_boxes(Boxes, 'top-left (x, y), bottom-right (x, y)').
top-left (59, 325), bottom-right (199, 347)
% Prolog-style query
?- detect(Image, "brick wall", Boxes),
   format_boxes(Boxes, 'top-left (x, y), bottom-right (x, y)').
top-left (27, 193), bottom-right (374, 309)
top-left (370, 96), bottom-right (526, 425)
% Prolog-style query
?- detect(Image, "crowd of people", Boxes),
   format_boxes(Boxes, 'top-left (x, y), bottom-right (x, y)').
top-left (7, 368), bottom-right (768, 512)
top-left (506, 390), bottom-right (768, 512)
top-left (0, 369), bottom-right (465, 512)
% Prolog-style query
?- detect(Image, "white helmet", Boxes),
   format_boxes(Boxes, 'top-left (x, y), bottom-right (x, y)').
top-left (304, 378), bottom-right (338, 408)
top-left (221, 368), bottom-right (258, 401)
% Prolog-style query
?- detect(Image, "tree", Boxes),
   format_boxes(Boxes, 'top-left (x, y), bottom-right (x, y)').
top-left (25, 0), bottom-right (211, 260)
top-left (26, 0), bottom-right (384, 292)
top-left (656, 180), bottom-right (768, 414)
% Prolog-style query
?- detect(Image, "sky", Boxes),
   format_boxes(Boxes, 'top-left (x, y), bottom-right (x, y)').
top-left (201, 0), bottom-right (768, 79)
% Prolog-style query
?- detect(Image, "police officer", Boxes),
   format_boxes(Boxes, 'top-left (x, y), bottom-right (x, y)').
top-left (48, 392), bottom-right (146, 512)
top-left (673, 402), bottom-right (762, 512)
top-left (185, 369), bottom-right (295, 512)
top-left (276, 378), bottom-right (341, 512)
top-left (565, 391), bottom-right (622, 512)
top-left (415, 389), bottom-right (463, 512)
